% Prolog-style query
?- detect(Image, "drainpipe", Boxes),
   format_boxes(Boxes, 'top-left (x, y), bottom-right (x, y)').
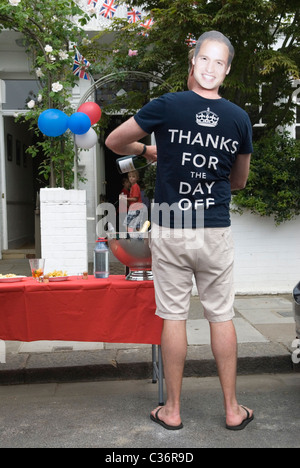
top-left (0, 113), bottom-right (8, 251)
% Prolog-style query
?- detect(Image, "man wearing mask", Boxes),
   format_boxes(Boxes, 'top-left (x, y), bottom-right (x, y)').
top-left (106, 31), bottom-right (254, 431)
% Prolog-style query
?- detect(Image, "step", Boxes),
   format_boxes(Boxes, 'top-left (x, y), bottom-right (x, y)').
top-left (2, 249), bottom-right (36, 260)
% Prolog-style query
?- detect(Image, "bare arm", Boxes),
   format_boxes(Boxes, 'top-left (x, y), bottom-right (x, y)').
top-left (105, 117), bottom-right (157, 162)
top-left (230, 153), bottom-right (251, 191)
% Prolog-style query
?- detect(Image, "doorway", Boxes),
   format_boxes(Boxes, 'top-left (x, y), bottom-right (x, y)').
top-left (3, 116), bottom-right (46, 252)
top-left (103, 116), bottom-right (151, 208)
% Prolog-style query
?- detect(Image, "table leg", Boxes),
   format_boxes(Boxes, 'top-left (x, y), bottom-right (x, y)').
top-left (152, 345), bottom-right (157, 383)
top-left (151, 344), bottom-right (164, 406)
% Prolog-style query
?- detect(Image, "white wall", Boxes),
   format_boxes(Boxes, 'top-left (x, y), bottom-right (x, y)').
top-left (231, 210), bottom-right (300, 294)
top-left (40, 188), bottom-right (88, 276)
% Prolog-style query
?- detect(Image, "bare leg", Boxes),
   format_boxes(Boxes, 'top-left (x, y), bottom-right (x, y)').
top-left (151, 320), bottom-right (187, 427)
top-left (210, 320), bottom-right (253, 426)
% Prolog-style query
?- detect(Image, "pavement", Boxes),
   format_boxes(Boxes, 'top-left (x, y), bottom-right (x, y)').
top-left (0, 374), bottom-right (299, 448)
top-left (0, 258), bottom-right (299, 389)
top-left (0, 258), bottom-right (300, 449)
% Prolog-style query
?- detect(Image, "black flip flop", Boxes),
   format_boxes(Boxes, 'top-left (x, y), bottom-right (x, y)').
top-left (226, 406), bottom-right (254, 431)
top-left (150, 407), bottom-right (183, 431)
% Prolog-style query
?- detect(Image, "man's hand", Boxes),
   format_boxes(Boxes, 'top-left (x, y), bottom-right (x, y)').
top-left (145, 145), bottom-right (157, 163)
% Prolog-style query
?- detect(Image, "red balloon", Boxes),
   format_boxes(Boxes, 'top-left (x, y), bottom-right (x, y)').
top-left (77, 102), bottom-right (102, 125)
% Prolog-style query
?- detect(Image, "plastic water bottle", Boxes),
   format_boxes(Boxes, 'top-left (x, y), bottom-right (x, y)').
top-left (94, 238), bottom-right (109, 279)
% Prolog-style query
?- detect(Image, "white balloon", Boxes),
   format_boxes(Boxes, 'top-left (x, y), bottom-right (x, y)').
top-left (75, 128), bottom-right (98, 149)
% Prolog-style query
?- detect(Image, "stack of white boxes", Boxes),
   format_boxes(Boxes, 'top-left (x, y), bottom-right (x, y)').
top-left (40, 188), bottom-right (88, 276)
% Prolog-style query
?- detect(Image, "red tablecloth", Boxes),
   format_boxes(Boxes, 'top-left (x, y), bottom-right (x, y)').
top-left (0, 276), bottom-right (163, 344)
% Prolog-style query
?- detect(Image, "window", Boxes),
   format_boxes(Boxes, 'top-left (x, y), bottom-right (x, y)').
top-left (2, 80), bottom-right (41, 110)
top-left (95, 80), bottom-right (149, 109)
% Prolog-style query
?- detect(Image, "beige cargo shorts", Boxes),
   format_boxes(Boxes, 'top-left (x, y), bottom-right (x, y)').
top-left (149, 223), bottom-right (235, 323)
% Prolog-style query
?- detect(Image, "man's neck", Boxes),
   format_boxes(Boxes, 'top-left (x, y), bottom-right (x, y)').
top-left (191, 84), bottom-right (221, 100)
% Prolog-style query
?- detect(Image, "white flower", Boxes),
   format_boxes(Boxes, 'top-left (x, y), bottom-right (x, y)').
top-left (27, 100), bottom-right (35, 109)
top-left (58, 50), bottom-right (69, 60)
top-left (82, 38), bottom-right (92, 46)
top-left (36, 68), bottom-right (44, 78)
top-left (44, 45), bottom-right (53, 53)
top-left (9, 0), bottom-right (21, 6)
top-left (37, 94), bottom-right (43, 103)
top-left (52, 82), bottom-right (63, 93)
top-left (49, 54), bottom-right (56, 62)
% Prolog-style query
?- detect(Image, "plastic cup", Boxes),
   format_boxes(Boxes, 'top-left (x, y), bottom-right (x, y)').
top-left (29, 259), bottom-right (45, 282)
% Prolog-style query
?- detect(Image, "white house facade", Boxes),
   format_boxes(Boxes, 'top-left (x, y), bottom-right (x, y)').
top-left (0, 2), bottom-right (299, 293)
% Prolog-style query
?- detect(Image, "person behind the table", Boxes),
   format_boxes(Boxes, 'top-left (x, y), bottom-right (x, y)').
top-left (124, 170), bottom-right (144, 231)
top-left (120, 176), bottom-right (130, 198)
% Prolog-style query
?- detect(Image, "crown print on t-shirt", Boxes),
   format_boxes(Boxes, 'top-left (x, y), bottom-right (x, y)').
top-left (196, 108), bottom-right (219, 128)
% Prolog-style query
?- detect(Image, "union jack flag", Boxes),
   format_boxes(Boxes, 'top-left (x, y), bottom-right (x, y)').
top-left (140, 18), bottom-right (154, 37)
top-left (185, 34), bottom-right (197, 47)
top-left (127, 7), bottom-right (142, 24)
top-left (99, 0), bottom-right (118, 19)
top-left (87, 0), bottom-right (98, 7)
top-left (73, 49), bottom-right (91, 80)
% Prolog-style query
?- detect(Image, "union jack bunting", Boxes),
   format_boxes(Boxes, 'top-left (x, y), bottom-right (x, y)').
top-left (87, 0), bottom-right (98, 7)
top-left (140, 18), bottom-right (154, 36)
top-left (185, 33), bottom-right (197, 47)
top-left (99, 0), bottom-right (118, 19)
top-left (127, 7), bottom-right (142, 24)
top-left (73, 49), bottom-right (91, 80)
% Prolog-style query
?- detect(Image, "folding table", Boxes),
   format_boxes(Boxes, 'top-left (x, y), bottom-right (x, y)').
top-left (0, 275), bottom-right (164, 404)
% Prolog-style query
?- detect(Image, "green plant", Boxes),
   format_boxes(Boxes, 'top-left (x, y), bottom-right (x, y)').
top-left (83, 0), bottom-right (299, 225)
top-left (83, 0), bottom-right (299, 137)
top-left (232, 132), bottom-right (300, 224)
top-left (143, 163), bottom-right (157, 200)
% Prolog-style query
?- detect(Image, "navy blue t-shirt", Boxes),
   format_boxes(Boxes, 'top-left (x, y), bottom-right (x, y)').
top-left (134, 91), bottom-right (253, 228)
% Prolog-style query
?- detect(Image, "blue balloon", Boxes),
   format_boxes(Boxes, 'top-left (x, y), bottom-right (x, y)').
top-left (38, 109), bottom-right (69, 137)
top-left (68, 112), bottom-right (91, 135)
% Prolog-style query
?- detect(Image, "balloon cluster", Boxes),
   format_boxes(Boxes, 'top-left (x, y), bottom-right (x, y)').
top-left (38, 102), bottom-right (102, 149)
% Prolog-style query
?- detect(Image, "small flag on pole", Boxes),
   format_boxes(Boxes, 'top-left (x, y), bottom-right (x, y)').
top-left (73, 48), bottom-right (91, 80)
